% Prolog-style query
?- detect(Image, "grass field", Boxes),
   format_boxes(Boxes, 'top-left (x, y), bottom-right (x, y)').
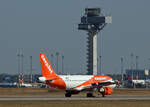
top-left (0, 88), bottom-right (150, 107)
top-left (0, 100), bottom-right (150, 107)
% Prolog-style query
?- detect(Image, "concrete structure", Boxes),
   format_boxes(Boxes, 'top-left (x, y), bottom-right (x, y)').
top-left (78, 8), bottom-right (112, 75)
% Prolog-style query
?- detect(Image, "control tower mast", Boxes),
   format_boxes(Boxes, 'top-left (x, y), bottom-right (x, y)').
top-left (78, 8), bottom-right (112, 75)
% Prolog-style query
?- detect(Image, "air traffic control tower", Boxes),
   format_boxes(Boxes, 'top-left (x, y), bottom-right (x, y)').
top-left (78, 8), bottom-right (112, 75)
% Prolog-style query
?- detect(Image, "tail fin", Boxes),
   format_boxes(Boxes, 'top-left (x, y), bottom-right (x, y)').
top-left (40, 53), bottom-right (58, 79)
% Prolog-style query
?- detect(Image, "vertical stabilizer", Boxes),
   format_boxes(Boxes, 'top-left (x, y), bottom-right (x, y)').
top-left (40, 53), bottom-right (58, 79)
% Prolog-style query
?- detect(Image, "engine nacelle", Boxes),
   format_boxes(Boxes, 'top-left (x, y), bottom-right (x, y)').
top-left (99, 87), bottom-right (113, 95)
top-left (38, 77), bottom-right (46, 83)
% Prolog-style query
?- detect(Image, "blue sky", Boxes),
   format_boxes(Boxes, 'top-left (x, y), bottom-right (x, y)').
top-left (0, 0), bottom-right (150, 74)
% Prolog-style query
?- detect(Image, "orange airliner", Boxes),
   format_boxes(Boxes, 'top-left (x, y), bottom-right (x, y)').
top-left (39, 53), bottom-right (118, 97)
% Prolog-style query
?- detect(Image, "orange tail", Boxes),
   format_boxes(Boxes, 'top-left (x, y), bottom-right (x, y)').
top-left (40, 53), bottom-right (58, 79)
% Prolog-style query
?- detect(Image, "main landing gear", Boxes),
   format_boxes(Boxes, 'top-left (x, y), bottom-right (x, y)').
top-left (65, 90), bottom-right (80, 97)
top-left (86, 93), bottom-right (94, 97)
top-left (65, 93), bottom-right (72, 97)
top-left (101, 92), bottom-right (105, 97)
top-left (65, 92), bottom-right (94, 97)
top-left (86, 92), bottom-right (95, 97)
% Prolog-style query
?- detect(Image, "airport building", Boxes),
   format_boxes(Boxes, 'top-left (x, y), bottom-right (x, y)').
top-left (126, 69), bottom-right (150, 80)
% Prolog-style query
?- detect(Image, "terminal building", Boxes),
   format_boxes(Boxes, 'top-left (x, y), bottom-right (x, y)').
top-left (126, 69), bottom-right (150, 80)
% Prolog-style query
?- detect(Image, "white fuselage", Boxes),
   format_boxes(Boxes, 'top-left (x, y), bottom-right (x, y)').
top-left (59, 75), bottom-right (114, 90)
top-left (39, 75), bottom-right (115, 91)
top-left (60, 75), bottom-right (93, 89)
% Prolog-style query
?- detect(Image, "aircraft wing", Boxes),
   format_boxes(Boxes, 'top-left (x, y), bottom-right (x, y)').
top-left (74, 81), bottom-right (118, 91)
top-left (91, 81), bottom-right (116, 88)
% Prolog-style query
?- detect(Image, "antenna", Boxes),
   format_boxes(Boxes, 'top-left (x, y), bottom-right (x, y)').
top-left (30, 56), bottom-right (33, 83)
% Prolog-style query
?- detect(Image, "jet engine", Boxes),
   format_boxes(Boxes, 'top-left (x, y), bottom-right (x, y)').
top-left (99, 87), bottom-right (113, 97)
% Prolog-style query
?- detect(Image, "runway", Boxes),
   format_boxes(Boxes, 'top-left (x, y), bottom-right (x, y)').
top-left (0, 96), bottom-right (150, 101)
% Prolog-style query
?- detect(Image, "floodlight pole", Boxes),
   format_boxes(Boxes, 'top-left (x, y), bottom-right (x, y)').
top-left (30, 56), bottom-right (33, 83)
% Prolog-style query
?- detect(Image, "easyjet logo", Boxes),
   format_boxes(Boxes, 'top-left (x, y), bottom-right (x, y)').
top-left (41, 55), bottom-right (53, 74)
top-left (95, 77), bottom-right (106, 80)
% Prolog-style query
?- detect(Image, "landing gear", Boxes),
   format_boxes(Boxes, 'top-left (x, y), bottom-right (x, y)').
top-left (101, 93), bottom-right (105, 97)
top-left (65, 93), bottom-right (72, 97)
top-left (86, 93), bottom-right (94, 97)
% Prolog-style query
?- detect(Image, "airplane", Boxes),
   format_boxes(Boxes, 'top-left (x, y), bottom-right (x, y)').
top-left (38, 53), bottom-right (118, 97)
top-left (124, 76), bottom-right (147, 88)
top-left (132, 80), bottom-right (145, 85)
